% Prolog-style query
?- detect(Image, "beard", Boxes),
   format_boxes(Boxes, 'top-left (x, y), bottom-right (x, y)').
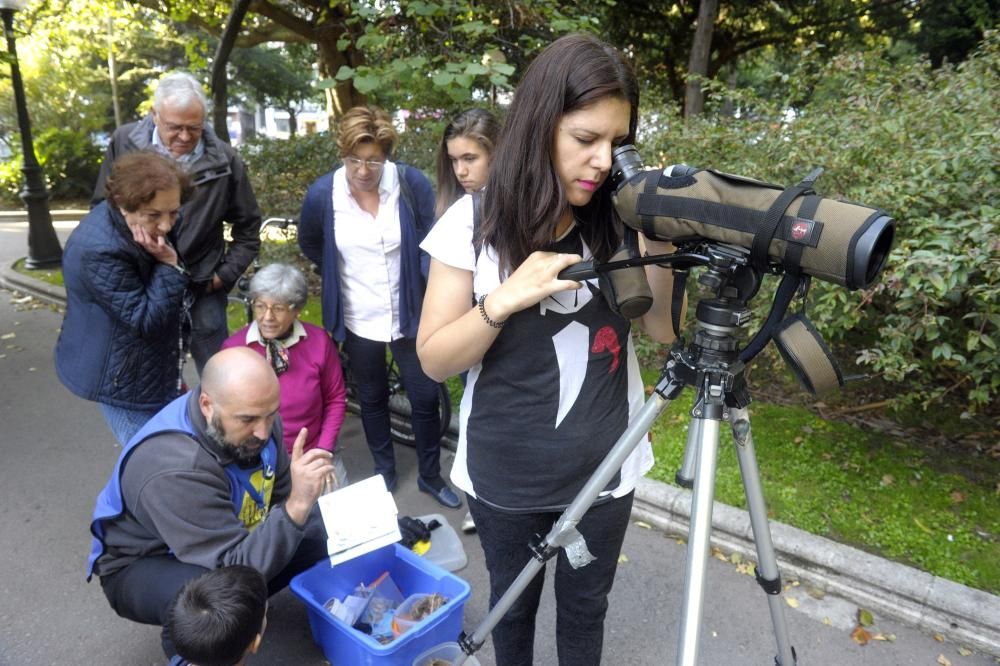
top-left (206, 413), bottom-right (267, 466)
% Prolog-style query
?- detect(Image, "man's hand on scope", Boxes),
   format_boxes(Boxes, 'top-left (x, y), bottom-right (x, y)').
top-left (285, 427), bottom-right (334, 526)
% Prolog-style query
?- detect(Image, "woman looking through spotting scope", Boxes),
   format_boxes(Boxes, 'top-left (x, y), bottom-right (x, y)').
top-left (417, 33), bottom-right (684, 665)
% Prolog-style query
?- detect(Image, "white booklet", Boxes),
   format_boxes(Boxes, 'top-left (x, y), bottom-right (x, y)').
top-left (318, 474), bottom-right (401, 566)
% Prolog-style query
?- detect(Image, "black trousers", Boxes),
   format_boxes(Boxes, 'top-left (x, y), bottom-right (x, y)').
top-left (342, 329), bottom-right (443, 483)
top-left (466, 491), bottom-right (635, 666)
top-left (100, 536), bottom-right (328, 657)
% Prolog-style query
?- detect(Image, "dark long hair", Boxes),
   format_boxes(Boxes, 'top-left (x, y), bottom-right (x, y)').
top-left (435, 108), bottom-right (501, 218)
top-left (480, 33), bottom-right (639, 274)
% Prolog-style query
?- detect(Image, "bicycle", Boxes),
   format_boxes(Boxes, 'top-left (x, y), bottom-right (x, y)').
top-left (227, 216), bottom-right (452, 447)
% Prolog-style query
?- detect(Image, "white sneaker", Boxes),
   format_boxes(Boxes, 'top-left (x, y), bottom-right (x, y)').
top-left (461, 511), bottom-right (476, 534)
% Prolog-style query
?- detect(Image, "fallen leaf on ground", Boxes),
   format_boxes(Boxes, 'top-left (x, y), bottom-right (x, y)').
top-left (851, 626), bottom-right (871, 645)
top-left (934, 633), bottom-right (944, 642)
top-left (957, 646), bottom-right (972, 656)
top-left (806, 586), bottom-right (826, 600)
top-left (880, 474), bottom-right (895, 486)
top-left (914, 517), bottom-right (934, 534)
top-left (858, 608), bottom-right (874, 626)
top-left (617, 554), bottom-right (629, 564)
top-left (712, 547), bottom-right (727, 562)
top-left (730, 551), bottom-right (743, 564)
top-left (634, 520), bottom-right (652, 529)
top-left (784, 597), bottom-right (799, 608)
top-left (1, 333), bottom-right (15, 340)
top-left (950, 491), bottom-right (966, 504)
top-left (937, 655), bottom-right (952, 666)
top-left (735, 561), bottom-right (755, 576)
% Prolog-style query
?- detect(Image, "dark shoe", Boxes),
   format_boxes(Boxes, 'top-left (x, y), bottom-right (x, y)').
top-left (380, 471), bottom-right (398, 493)
top-left (417, 477), bottom-right (462, 509)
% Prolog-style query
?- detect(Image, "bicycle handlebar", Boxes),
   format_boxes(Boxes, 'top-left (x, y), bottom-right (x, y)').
top-left (260, 217), bottom-right (297, 233)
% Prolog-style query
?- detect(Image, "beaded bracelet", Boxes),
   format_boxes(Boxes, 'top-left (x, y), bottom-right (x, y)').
top-left (477, 293), bottom-right (506, 329)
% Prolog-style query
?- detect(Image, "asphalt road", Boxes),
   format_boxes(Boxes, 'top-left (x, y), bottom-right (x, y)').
top-left (0, 218), bottom-right (993, 665)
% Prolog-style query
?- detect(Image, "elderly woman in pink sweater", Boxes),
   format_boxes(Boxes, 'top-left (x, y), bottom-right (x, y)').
top-left (222, 263), bottom-right (348, 485)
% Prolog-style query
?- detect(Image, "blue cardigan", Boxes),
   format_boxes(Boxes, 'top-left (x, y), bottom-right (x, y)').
top-left (297, 163), bottom-right (436, 343)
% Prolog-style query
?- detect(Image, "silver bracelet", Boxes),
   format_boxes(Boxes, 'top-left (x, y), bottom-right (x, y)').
top-left (477, 293), bottom-right (506, 329)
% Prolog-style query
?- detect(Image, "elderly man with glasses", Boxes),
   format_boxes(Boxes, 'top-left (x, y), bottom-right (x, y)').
top-left (92, 71), bottom-right (262, 374)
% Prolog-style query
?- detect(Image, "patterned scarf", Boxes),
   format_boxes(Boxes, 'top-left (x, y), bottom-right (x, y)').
top-left (263, 336), bottom-right (290, 376)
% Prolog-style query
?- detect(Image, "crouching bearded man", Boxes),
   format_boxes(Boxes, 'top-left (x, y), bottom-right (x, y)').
top-left (86, 347), bottom-right (334, 659)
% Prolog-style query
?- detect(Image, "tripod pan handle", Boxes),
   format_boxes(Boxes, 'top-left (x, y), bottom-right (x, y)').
top-left (558, 260), bottom-right (597, 281)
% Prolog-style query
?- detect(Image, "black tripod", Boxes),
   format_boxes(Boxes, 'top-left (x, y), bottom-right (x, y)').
top-left (455, 244), bottom-right (797, 665)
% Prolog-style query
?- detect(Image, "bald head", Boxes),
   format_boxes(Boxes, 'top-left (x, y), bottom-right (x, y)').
top-left (202, 347), bottom-right (279, 406)
top-left (199, 349), bottom-right (280, 456)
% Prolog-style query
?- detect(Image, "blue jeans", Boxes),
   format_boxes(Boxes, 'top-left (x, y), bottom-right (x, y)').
top-left (467, 491), bottom-right (635, 666)
top-left (342, 330), bottom-right (443, 484)
top-left (99, 403), bottom-right (160, 446)
top-left (188, 288), bottom-right (228, 375)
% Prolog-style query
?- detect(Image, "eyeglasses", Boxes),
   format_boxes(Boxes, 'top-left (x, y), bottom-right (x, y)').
top-left (161, 122), bottom-right (204, 135)
top-left (344, 156), bottom-right (386, 172)
top-left (252, 300), bottom-right (293, 317)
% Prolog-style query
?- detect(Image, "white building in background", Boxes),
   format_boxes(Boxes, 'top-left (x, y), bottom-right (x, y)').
top-left (226, 101), bottom-right (329, 145)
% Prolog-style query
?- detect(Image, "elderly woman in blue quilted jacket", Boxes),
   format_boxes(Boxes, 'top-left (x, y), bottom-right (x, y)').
top-left (55, 151), bottom-right (194, 445)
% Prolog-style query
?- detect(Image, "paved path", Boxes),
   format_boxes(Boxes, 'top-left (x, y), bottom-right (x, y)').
top-left (0, 217), bottom-right (996, 665)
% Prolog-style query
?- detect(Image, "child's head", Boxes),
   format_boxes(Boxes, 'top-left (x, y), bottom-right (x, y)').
top-left (167, 565), bottom-right (268, 666)
top-left (482, 33), bottom-right (640, 272)
top-left (435, 108), bottom-right (501, 217)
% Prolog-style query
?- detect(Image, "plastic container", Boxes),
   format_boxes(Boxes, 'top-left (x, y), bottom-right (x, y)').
top-left (290, 543), bottom-right (471, 665)
top-left (416, 513), bottom-right (468, 572)
top-left (412, 641), bottom-right (482, 666)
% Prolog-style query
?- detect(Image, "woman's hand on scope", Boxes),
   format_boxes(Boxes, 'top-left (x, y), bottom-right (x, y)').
top-left (489, 251), bottom-right (583, 319)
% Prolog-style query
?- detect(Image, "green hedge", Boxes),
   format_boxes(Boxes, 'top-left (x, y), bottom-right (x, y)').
top-left (0, 128), bottom-right (102, 205)
top-left (239, 120), bottom-right (442, 219)
top-left (640, 34), bottom-right (999, 422)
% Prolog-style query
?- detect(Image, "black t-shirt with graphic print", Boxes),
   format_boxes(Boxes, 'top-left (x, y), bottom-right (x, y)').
top-left (466, 227), bottom-right (632, 512)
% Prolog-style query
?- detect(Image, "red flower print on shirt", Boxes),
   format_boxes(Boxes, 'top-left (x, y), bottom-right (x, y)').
top-left (592, 325), bottom-right (621, 373)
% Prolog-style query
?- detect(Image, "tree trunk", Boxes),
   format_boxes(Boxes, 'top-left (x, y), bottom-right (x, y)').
top-left (210, 0), bottom-right (253, 143)
top-left (287, 107), bottom-right (297, 136)
top-left (106, 14), bottom-right (121, 128)
top-left (316, 36), bottom-right (366, 121)
top-left (684, 0), bottom-right (719, 119)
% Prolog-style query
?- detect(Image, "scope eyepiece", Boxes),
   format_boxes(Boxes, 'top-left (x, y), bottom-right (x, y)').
top-left (611, 145), bottom-right (644, 192)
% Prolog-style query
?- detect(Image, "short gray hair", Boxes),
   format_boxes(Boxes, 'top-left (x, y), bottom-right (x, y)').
top-left (153, 72), bottom-right (209, 115)
top-left (249, 264), bottom-right (309, 310)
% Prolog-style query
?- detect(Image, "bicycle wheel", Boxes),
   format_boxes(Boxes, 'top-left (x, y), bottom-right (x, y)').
top-left (387, 358), bottom-right (453, 446)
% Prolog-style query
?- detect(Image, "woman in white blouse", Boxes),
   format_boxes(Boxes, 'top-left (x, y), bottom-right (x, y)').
top-left (298, 105), bottom-right (460, 509)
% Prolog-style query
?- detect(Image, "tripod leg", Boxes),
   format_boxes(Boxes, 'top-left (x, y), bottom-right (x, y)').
top-left (730, 407), bottom-right (797, 666)
top-left (454, 385), bottom-right (678, 665)
top-left (676, 415), bottom-right (722, 666)
top-left (675, 418), bottom-right (702, 488)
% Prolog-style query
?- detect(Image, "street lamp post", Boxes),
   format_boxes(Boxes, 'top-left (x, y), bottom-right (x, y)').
top-left (1, 0), bottom-right (62, 269)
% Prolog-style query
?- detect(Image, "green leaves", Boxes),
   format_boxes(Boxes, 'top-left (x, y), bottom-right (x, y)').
top-left (643, 32), bottom-right (1000, 420)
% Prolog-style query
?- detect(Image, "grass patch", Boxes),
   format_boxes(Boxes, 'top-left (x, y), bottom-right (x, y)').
top-left (13, 258), bottom-right (64, 287)
top-left (645, 386), bottom-right (1000, 595)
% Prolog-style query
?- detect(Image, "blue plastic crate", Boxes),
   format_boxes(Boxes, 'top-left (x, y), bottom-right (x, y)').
top-left (290, 543), bottom-right (471, 665)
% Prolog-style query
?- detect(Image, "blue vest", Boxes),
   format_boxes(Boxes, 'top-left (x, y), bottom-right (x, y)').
top-left (86, 393), bottom-right (278, 579)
